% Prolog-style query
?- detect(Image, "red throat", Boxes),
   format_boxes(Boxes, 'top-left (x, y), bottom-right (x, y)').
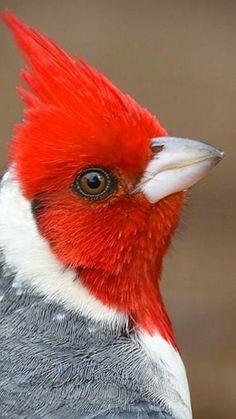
top-left (81, 195), bottom-right (183, 348)
top-left (35, 192), bottom-right (183, 348)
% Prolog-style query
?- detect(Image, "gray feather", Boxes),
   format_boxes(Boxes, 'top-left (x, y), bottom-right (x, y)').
top-left (0, 257), bottom-right (173, 418)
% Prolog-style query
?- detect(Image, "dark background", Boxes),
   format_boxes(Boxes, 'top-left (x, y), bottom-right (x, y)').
top-left (0, 1), bottom-right (235, 418)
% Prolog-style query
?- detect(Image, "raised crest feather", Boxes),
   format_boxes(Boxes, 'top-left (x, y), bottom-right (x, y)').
top-left (1, 11), bottom-right (141, 115)
top-left (1, 11), bottom-right (165, 199)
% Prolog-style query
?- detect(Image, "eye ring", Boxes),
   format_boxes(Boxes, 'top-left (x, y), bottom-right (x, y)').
top-left (72, 167), bottom-right (118, 201)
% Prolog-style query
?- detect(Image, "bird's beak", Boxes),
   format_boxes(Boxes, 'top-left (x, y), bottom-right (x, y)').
top-left (134, 137), bottom-right (224, 203)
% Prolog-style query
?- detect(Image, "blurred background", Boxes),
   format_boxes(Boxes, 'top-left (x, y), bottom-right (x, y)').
top-left (0, 1), bottom-right (235, 418)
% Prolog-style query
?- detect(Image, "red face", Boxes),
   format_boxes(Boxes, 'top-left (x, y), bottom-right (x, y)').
top-left (13, 100), bottom-right (183, 339)
top-left (5, 12), bottom-right (184, 339)
top-left (13, 92), bottom-right (183, 275)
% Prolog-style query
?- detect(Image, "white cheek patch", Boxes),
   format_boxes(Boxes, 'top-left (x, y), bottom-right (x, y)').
top-left (0, 171), bottom-right (127, 328)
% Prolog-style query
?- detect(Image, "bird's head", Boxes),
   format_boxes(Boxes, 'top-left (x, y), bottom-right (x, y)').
top-left (2, 13), bottom-right (223, 339)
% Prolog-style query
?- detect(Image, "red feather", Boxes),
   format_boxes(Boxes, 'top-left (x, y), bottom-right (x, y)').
top-left (2, 12), bottom-right (184, 346)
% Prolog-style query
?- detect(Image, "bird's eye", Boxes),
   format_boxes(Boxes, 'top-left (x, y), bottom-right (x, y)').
top-left (72, 167), bottom-right (118, 200)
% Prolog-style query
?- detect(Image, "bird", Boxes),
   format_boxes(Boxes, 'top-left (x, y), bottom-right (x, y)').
top-left (0, 12), bottom-right (223, 419)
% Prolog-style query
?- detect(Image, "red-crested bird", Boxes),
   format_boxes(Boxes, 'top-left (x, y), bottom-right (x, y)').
top-left (0, 12), bottom-right (223, 419)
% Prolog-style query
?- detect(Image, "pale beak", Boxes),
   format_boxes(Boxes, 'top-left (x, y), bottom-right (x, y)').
top-left (134, 137), bottom-right (224, 203)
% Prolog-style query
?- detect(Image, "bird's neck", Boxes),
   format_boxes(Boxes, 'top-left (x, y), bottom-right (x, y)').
top-left (0, 172), bottom-right (125, 326)
top-left (0, 172), bottom-right (192, 419)
top-left (0, 171), bottom-right (176, 344)
top-left (80, 264), bottom-right (176, 347)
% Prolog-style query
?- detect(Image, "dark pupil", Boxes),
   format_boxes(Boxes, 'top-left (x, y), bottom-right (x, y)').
top-left (86, 173), bottom-right (101, 189)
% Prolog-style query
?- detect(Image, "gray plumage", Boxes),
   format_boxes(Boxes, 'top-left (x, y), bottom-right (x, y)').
top-left (0, 257), bottom-right (173, 419)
